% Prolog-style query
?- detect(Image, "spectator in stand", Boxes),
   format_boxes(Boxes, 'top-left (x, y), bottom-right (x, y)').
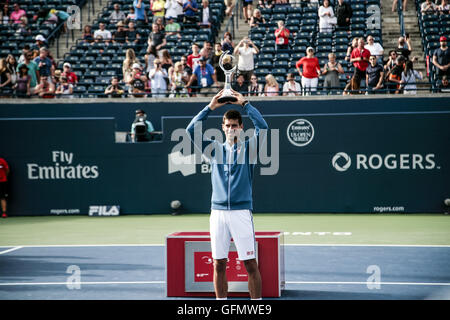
top-left (318, 0), bottom-right (336, 33)
top-left (160, 49), bottom-right (174, 73)
top-left (366, 55), bottom-right (384, 94)
top-left (263, 74), bottom-right (279, 96)
top-left (200, 41), bottom-right (213, 62)
top-left (0, 157), bottom-right (9, 218)
top-left (169, 61), bottom-right (189, 97)
top-left (55, 76), bottom-right (74, 98)
top-left (274, 20), bottom-right (290, 51)
top-left (123, 48), bottom-right (141, 84)
top-left (387, 55), bottom-right (405, 94)
top-left (258, 0), bottom-right (274, 9)
top-left (34, 47), bottom-right (54, 83)
top-left (183, 0), bottom-right (199, 23)
top-left (421, 0), bottom-right (437, 14)
top-left (438, 75), bottom-right (450, 92)
top-left (31, 34), bottom-right (48, 52)
top-left (94, 23), bottom-right (112, 43)
top-left (221, 31), bottom-right (235, 53)
top-left (17, 52), bottom-right (39, 94)
top-left (109, 3), bottom-right (126, 25)
top-left (401, 60), bottom-right (423, 94)
top-left (282, 73), bottom-right (301, 96)
top-left (18, 45), bottom-right (31, 64)
top-left (199, 0), bottom-right (214, 30)
top-left (365, 35), bottom-right (384, 65)
top-left (113, 21), bottom-right (127, 44)
top-left (53, 69), bottom-right (62, 88)
top-left (34, 75), bottom-right (55, 98)
top-left (249, 9), bottom-right (266, 28)
top-left (165, 16), bottom-right (181, 39)
top-left (392, 0), bottom-right (407, 12)
top-left (322, 52), bottom-right (344, 93)
top-left (384, 50), bottom-right (398, 74)
top-left (180, 55), bottom-right (193, 85)
top-left (14, 64), bottom-right (31, 97)
top-left (83, 25), bottom-right (94, 43)
top-left (147, 23), bottom-right (166, 53)
top-left (432, 36), bottom-right (450, 79)
top-left (395, 35), bottom-right (415, 61)
top-left (187, 43), bottom-right (202, 70)
top-left (126, 21), bottom-right (141, 45)
top-left (225, 0), bottom-right (236, 17)
top-left (232, 74), bottom-right (248, 94)
top-left (62, 62), bottom-right (78, 84)
top-left (105, 76), bottom-right (125, 97)
top-left (345, 37), bottom-right (358, 62)
top-left (234, 36), bottom-right (259, 85)
top-left (126, 7), bottom-right (136, 23)
top-left (129, 63), bottom-right (148, 97)
top-left (248, 74), bottom-right (263, 96)
top-left (151, 0), bottom-right (166, 21)
top-left (186, 56), bottom-right (217, 97)
top-left (243, 0), bottom-right (254, 24)
top-left (165, 0), bottom-right (184, 21)
top-left (6, 55), bottom-right (17, 88)
top-left (149, 58), bottom-right (168, 98)
top-left (335, 0), bottom-right (352, 31)
top-left (296, 47), bottom-right (321, 95)
top-left (133, 0), bottom-right (148, 26)
top-left (34, 8), bottom-right (58, 26)
top-left (145, 46), bottom-right (158, 76)
top-left (438, 0), bottom-right (450, 14)
top-left (349, 37), bottom-right (371, 87)
top-left (1, 3), bottom-right (10, 25)
top-left (211, 43), bottom-right (225, 88)
top-left (0, 58), bottom-right (12, 97)
top-left (154, 16), bottom-right (165, 31)
top-left (10, 3), bottom-right (26, 24)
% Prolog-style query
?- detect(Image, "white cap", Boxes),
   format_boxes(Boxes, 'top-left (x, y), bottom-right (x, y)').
top-left (306, 46), bottom-right (314, 53)
top-left (132, 63), bottom-right (141, 69)
top-left (35, 34), bottom-right (46, 41)
top-left (63, 62), bottom-right (71, 68)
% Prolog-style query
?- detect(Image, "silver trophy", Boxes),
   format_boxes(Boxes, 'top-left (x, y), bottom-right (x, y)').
top-left (217, 51), bottom-right (238, 103)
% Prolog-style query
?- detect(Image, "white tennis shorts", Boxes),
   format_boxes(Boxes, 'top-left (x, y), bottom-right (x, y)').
top-left (210, 209), bottom-right (256, 261)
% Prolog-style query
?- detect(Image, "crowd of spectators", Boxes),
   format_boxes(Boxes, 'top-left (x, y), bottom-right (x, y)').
top-left (0, 0), bottom-right (448, 98)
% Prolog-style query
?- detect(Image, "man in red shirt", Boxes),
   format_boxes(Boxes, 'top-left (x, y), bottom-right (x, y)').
top-left (274, 20), bottom-right (290, 51)
top-left (350, 37), bottom-right (371, 85)
top-left (295, 47), bottom-right (321, 95)
top-left (0, 158), bottom-right (10, 218)
top-left (187, 43), bottom-right (202, 70)
top-left (62, 63), bottom-right (78, 84)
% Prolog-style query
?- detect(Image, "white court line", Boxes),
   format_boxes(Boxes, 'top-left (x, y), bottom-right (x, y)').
top-left (0, 247), bottom-right (23, 255)
top-left (0, 280), bottom-right (449, 287)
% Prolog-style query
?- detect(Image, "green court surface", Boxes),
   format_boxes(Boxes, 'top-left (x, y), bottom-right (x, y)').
top-left (1, 214), bottom-right (449, 247)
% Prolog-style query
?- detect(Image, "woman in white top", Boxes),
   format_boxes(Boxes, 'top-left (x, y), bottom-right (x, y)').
top-left (282, 73), bottom-right (301, 96)
top-left (401, 61), bottom-right (423, 94)
top-left (149, 58), bottom-right (168, 98)
top-left (318, 0), bottom-right (336, 33)
top-left (438, 0), bottom-right (450, 14)
top-left (164, 0), bottom-right (183, 20)
top-left (234, 36), bottom-right (259, 83)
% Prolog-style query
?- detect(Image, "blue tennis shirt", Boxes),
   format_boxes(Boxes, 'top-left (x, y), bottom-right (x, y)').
top-left (186, 103), bottom-right (268, 211)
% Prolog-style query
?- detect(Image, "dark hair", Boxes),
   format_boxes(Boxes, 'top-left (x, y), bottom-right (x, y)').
top-left (223, 109), bottom-right (242, 125)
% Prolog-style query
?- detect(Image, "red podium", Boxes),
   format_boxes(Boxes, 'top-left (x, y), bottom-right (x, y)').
top-left (166, 231), bottom-right (284, 297)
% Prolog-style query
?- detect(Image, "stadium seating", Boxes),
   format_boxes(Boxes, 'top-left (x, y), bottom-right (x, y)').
top-left (251, 1), bottom-right (383, 93)
top-left (414, 0), bottom-right (449, 85)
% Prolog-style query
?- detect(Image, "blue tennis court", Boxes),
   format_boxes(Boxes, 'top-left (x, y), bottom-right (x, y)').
top-left (1, 244), bottom-right (449, 300)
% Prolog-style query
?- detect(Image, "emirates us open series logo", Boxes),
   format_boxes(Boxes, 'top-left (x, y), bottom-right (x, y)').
top-left (287, 119), bottom-right (314, 147)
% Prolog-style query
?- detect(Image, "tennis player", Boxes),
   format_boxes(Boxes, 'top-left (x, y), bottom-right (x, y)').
top-left (186, 89), bottom-right (268, 300)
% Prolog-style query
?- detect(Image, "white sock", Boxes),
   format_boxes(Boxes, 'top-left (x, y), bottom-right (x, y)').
top-left (251, 298), bottom-right (262, 300)
top-left (216, 297), bottom-right (227, 300)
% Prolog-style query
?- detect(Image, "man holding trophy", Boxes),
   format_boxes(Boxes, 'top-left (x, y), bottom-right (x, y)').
top-left (186, 52), bottom-right (268, 300)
